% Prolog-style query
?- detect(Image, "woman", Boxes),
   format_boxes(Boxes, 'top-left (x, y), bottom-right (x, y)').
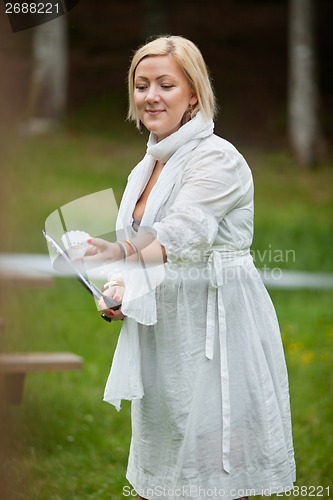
top-left (86, 35), bottom-right (296, 500)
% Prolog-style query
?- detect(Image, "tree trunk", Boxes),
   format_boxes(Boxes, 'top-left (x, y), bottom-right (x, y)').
top-left (288, 0), bottom-right (323, 167)
top-left (142, 0), bottom-right (168, 40)
top-left (21, 15), bottom-right (67, 134)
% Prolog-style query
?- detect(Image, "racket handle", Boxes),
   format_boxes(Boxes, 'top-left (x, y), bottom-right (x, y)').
top-left (101, 313), bottom-right (112, 322)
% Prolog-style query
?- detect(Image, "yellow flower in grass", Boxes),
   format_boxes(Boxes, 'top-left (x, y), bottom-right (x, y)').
top-left (286, 341), bottom-right (315, 365)
top-left (326, 326), bottom-right (333, 344)
top-left (300, 351), bottom-right (315, 365)
top-left (320, 351), bottom-right (330, 365)
top-left (287, 341), bottom-right (304, 354)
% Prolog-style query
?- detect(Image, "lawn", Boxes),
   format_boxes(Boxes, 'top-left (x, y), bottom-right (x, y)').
top-left (1, 96), bottom-right (333, 499)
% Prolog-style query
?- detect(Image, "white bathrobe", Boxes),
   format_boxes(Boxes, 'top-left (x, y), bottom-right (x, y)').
top-left (103, 114), bottom-right (296, 499)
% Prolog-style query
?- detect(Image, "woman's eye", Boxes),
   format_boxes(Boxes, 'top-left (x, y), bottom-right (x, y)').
top-left (161, 85), bottom-right (174, 90)
top-left (136, 85), bottom-right (147, 91)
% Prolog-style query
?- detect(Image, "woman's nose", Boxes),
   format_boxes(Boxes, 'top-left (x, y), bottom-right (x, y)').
top-left (145, 85), bottom-right (160, 103)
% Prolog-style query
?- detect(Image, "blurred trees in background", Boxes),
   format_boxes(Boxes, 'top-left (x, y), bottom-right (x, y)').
top-left (0, 0), bottom-right (331, 163)
top-left (142, 0), bottom-right (167, 39)
top-left (288, 0), bottom-right (324, 167)
top-left (20, 15), bottom-right (68, 135)
top-left (140, 0), bottom-right (329, 167)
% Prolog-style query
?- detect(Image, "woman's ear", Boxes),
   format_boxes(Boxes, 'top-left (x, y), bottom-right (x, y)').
top-left (190, 95), bottom-right (198, 106)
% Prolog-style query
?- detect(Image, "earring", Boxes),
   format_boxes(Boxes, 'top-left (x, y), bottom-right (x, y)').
top-left (181, 104), bottom-right (194, 126)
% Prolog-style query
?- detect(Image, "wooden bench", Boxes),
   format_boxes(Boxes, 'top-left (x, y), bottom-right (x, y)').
top-left (0, 352), bottom-right (83, 405)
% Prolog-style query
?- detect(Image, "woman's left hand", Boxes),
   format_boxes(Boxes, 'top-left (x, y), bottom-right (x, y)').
top-left (83, 238), bottom-right (123, 268)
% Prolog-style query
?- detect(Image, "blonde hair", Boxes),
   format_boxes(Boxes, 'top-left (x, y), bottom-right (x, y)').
top-left (127, 35), bottom-right (217, 129)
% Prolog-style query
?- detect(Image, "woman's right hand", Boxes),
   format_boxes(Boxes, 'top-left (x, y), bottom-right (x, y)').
top-left (98, 282), bottom-right (126, 321)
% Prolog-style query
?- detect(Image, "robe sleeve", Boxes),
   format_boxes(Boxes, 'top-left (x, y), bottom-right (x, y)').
top-left (153, 147), bottom-right (252, 263)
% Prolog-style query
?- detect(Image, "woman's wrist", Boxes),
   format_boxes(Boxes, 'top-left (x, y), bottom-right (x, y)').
top-left (125, 240), bottom-right (139, 260)
top-left (115, 241), bottom-right (127, 259)
top-left (115, 239), bottom-right (139, 261)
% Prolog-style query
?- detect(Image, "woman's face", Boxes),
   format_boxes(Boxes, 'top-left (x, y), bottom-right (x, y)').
top-left (133, 55), bottom-right (197, 141)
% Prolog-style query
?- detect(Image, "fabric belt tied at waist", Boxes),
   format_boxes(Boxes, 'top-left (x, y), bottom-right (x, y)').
top-left (206, 249), bottom-right (252, 475)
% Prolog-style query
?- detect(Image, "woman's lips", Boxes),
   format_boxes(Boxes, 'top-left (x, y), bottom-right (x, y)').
top-left (146, 109), bottom-right (165, 114)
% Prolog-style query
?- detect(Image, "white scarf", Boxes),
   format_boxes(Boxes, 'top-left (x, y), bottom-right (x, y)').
top-left (104, 112), bottom-right (214, 410)
top-left (116, 112), bottom-right (214, 233)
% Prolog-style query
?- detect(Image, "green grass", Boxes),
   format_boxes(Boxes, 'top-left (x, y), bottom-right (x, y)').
top-left (1, 95), bottom-right (333, 499)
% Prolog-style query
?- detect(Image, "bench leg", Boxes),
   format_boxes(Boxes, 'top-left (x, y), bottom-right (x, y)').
top-left (1, 374), bottom-right (26, 405)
